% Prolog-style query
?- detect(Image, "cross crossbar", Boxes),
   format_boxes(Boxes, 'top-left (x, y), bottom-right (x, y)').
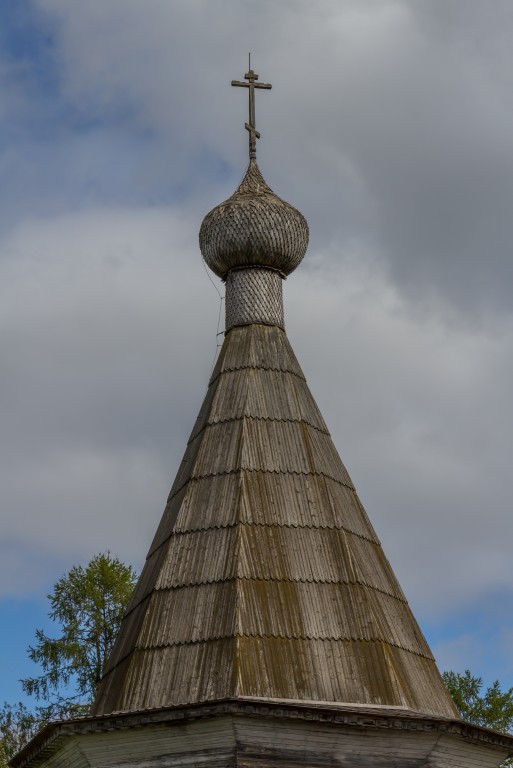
top-left (231, 59), bottom-right (272, 160)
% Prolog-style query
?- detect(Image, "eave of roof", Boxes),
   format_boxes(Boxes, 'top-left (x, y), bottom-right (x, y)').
top-left (11, 698), bottom-right (513, 768)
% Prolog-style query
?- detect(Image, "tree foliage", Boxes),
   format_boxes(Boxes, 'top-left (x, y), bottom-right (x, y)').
top-left (443, 669), bottom-right (513, 767)
top-left (1, 554), bottom-right (137, 763)
top-left (21, 552), bottom-right (137, 720)
top-left (0, 702), bottom-right (40, 767)
top-left (443, 669), bottom-right (513, 733)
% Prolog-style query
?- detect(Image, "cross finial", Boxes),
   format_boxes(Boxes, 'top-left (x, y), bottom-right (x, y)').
top-left (231, 55), bottom-right (272, 160)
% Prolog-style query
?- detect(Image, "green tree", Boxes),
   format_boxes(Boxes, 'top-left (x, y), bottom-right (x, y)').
top-left (0, 702), bottom-right (40, 767)
top-left (443, 669), bottom-right (513, 733)
top-left (444, 669), bottom-right (513, 767)
top-left (21, 552), bottom-right (137, 720)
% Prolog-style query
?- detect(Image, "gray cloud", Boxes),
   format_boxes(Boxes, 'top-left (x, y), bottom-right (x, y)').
top-left (287, 258), bottom-right (513, 616)
top-left (2, 206), bottom-right (513, 620)
top-left (1, 0), bottom-right (512, 676)
top-left (0, 207), bottom-right (220, 593)
top-left (31, 0), bottom-right (513, 313)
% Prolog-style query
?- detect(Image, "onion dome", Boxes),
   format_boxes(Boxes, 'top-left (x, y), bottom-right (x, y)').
top-left (199, 158), bottom-right (309, 278)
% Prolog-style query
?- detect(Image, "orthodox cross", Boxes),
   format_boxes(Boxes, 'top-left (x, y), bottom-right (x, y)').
top-left (231, 56), bottom-right (272, 160)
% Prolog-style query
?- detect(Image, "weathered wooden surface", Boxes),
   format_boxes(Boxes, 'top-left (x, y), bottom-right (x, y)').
top-left (92, 323), bottom-right (456, 718)
top-left (199, 159), bottom-right (309, 278)
top-left (12, 701), bottom-right (513, 768)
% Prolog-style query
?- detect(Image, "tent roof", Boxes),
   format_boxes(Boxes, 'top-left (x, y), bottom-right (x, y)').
top-left (92, 323), bottom-right (457, 719)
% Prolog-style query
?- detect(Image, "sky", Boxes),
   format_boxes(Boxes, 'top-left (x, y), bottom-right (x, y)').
top-left (1, 0), bottom-right (513, 707)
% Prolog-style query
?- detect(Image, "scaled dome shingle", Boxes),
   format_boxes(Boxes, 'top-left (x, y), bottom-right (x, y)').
top-left (199, 159), bottom-right (309, 278)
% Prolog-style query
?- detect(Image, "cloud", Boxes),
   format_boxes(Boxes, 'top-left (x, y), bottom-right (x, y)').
top-left (288, 253), bottom-right (513, 616)
top-left (2, 202), bottom-right (512, 620)
top-left (0, 0), bottom-right (512, 679)
top-left (0, 204), bottom-right (221, 593)
top-left (32, 0), bottom-right (513, 313)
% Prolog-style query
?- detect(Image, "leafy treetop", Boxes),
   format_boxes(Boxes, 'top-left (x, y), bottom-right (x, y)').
top-left (443, 669), bottom-right (513, 767)
top-left (443, 669), bottom-right (513, 734)
top-left (20, 552), bottom-right (137, 720)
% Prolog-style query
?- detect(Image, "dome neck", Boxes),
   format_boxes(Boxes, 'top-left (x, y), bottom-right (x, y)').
top-left (225, 266), bottom-right (284, 332)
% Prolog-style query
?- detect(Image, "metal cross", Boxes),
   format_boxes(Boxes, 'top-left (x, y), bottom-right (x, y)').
top-left (231, 56), bottom-right (272, 160)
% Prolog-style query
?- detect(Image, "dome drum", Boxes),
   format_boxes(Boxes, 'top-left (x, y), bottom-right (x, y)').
top-left (225, 266), bottom-right (284, 330)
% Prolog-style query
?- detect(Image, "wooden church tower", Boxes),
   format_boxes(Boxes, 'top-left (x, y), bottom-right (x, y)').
top-left (13, 65), bottom-right (513, 768)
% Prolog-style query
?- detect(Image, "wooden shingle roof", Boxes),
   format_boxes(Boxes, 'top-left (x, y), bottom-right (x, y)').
top-left (92, 323), bottom-right (457, 719)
